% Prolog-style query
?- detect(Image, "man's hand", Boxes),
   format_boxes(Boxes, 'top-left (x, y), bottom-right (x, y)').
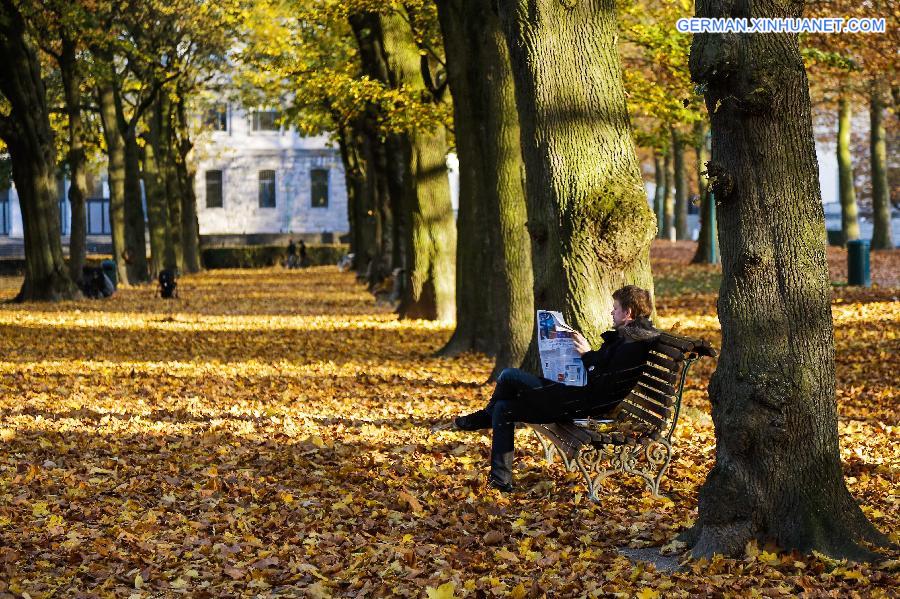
top-left (572, 331), bottom-right (591, 356)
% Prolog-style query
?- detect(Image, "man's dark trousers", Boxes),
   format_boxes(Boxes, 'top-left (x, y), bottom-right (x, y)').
top-left (460, 368), bottom-right (595, 486)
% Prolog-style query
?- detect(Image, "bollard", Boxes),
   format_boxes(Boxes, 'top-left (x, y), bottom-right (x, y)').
top-left (846, 239), bottom-right (871, 287)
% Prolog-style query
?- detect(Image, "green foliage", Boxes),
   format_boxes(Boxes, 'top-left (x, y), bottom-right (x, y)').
top-left (618, 0), bottom-right (705, 151)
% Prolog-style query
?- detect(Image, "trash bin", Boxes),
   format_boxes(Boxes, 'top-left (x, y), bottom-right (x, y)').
top-left (847, 239), bottom-right (871, 287)
top-left (100, 259), bottom-right (117, 289)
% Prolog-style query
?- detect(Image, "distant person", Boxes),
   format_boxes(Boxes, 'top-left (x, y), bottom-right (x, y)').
top-left (433, 285), bottom-right (659, 492)
top-left (286, 239), bottom-right (298, 268)
top-left (298, 240), bottom-right (308, 267)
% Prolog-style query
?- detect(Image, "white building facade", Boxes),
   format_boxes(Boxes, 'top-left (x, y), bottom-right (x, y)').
top-left (0, 104), bottom-right (350, 244)
top-left (194, 104), bottom-right (349, 241)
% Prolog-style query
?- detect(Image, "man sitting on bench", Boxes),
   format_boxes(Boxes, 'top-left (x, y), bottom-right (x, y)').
top-left (438, 285), bottom-right (659, 492)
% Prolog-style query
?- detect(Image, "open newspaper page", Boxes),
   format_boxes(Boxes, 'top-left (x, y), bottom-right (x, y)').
top-left (536, 310), bottom-right (586, 387)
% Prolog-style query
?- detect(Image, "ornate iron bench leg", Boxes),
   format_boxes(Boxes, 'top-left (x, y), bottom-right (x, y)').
top-left (614, 440), bottom-right (672, 497)
top-left (574, 446), bottom-right (600, 502)
top-left (532, 429), bottom-right (557, 464)
top-left (644, 439), bottom-right (673, 497)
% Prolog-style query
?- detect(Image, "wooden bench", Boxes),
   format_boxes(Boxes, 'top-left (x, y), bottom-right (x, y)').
top-left (527, 331), bottom-right (716, 500)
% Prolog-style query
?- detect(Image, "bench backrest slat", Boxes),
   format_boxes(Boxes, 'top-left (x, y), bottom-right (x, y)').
top-left (636, 374), bottom-right (677, 395)
top-left (633, 383), bottom-right (676, 407)
top-left (618, 397), bottom-right (667, 429)
top-left (653, 344), bottom-right (686, 361)
top-left (646, 352), bottom-right (679, 371)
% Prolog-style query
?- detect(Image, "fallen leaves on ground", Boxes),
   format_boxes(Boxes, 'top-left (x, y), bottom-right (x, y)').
top-left (0, 242), bottom-right (897, 597)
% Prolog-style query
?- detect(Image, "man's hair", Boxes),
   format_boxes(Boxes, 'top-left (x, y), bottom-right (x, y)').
top-left (612, 285), bottom-right (653, 319)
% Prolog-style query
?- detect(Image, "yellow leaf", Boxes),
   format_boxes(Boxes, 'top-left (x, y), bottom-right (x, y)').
top-left (636, 589), bottom-right (660, 599)
top-left (32, 501), bottom-right (49, 517)
top-left (134, 574), bottom-right (144, 589)
top-left (759, 550), bottom-right (780, 566)
top-left (744, 539), bottom-right (759, 560)
top-left (425, 581), bottom-right (456, 599)
top-left (509, 583), bottom-right (527, 599)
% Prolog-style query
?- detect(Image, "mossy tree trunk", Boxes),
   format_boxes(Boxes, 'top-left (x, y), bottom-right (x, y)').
top-left (382, 10), bottom-right (456, 321)
top-left (59, 34), bottom-right (87, 283)
top-left (158, 93), bottom-right (184, 271)
top-left (141, 98), bottom-right (169, 278)
top-left (436, 0), bottom-right (533, 374)
top-left (869, 81), bottom-right (894, 250)
top-left (351, 9), bottom-right (457, 321)
top-left (653, 152), bottom-right (664, 238)
top-left (175, 96), bottom-right (201, 273)
top-left (122, 128), bottom-right (150, 283)
top-left (672, 127), bottom-right (689, 240)
top-left (97, 81), bottom-right (130, 287)
top-left (0, 0), bottom-right (79, 301)
top-left (337, 118), bottom-right (381, 277)
top-left (692, 120), bottom-right (716, 263)
top-left (348, 15), bottom-right (404, 283)
top-left (837, 91), bottom-right (860, 246)
top-left (497, 0), bottom-right (656, 361)
top-left (663, 148), bottom-right (675, 241)
top-left (684, 0), bottom-right (888, 559)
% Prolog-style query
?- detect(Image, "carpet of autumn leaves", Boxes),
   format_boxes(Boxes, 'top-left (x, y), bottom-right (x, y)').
top-left (0, 241), bottom-right (898, 598)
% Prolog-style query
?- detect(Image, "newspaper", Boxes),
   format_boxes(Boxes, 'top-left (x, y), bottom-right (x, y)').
top-left (536, 310), bottom-right (586, 386)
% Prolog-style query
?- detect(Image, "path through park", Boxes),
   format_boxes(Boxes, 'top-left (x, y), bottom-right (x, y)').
top-left (0, 243), bottom-right (897, 597)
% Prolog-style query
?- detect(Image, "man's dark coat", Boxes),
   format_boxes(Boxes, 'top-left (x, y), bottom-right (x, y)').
top-left (518, 317), bottom-right (659, 417)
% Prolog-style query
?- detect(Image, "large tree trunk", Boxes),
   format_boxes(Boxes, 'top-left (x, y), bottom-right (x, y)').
top-left (497, 0), bottom-right (656, 361)
top-left (692, 120), bottom-right (717, 263)
top-left (60, 35), bottom-right (87, 283)
top-left (157, 93), bottom-right (184, 271)
top-left (436, 0), bottom-right (533, 373)
top-left (175, 97), bottom-right (202, 273)
top-left (0, 0), bottom-right (79, 301)
top-left (663, 149), bottom-right (675, 241)
top-left (97, 82), bottom-right (130, 287)
top-left (684, 0), bottom-right (888, 559)
top-left (141, 101), bottom-right (169, 280)
top-left (653, 152), bottom-right (664, 238)
top-left (337, 119), bottom-right (381, 276)
top-left (672, 127), bottom-right (689, 240)
top-left (869, 81), bottom-right (894, 250)
top-left (122, 129), bottom-right (150, 282)
top-left (380, 10), bottom-right (456, 321)
top-left (837, 92), bottom-right (860, 246)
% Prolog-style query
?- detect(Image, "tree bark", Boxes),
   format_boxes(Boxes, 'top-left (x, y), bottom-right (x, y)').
top-left (175, 96), bottom-right (202, 273)
top-left (157, 93), bottom-right (183, 271)
top-left (59, 35), bottom-right (87, 283)
top-left (837, 92), bottom-right (860, 245)
top-left (653, 152), bottom-right (664, 239)
top-left (141, 100), bottom-right (169, 279)
top-left (692, 120), bottom-right (716, 263)
top-left (663, 148), bottom-right (675, 241)
top-left (497, 0), bottom-right (656, 362)
top-left (353, 9), bottom-right (457, 321)
top-left (97, 81), bottom-right (130, 287)
top-left (684, 0), bottom-right (888, 559)
top-left (436, 0), bottom-right (533, 374)
top-left (672, 127), bottom-right (689, 240)
top-left (0, 0), bottom-right (79, 301)
top-left (869, 81), bottom-right (894, 250)
top-left (122, 128), bottom-right (150, 282)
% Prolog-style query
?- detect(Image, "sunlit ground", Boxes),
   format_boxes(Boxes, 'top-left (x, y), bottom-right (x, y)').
top-left (0, 241), bottom-right (897, 597)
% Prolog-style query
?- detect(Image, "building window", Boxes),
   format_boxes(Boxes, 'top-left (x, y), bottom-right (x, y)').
top-left (204, 104), bottom-right (228, 131)
top-left (310, 169), bottom-right (328, 208)
top-left (206, 170), bottom-right (223, 208)
top-left (251, 110), bottom-right (280, 132)
top-left (258, 170), bottom-right (276, 208)
top-left (0, 188), bottom-right (9, 235)
top-left (86, 197), bottom-right (111, 235)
